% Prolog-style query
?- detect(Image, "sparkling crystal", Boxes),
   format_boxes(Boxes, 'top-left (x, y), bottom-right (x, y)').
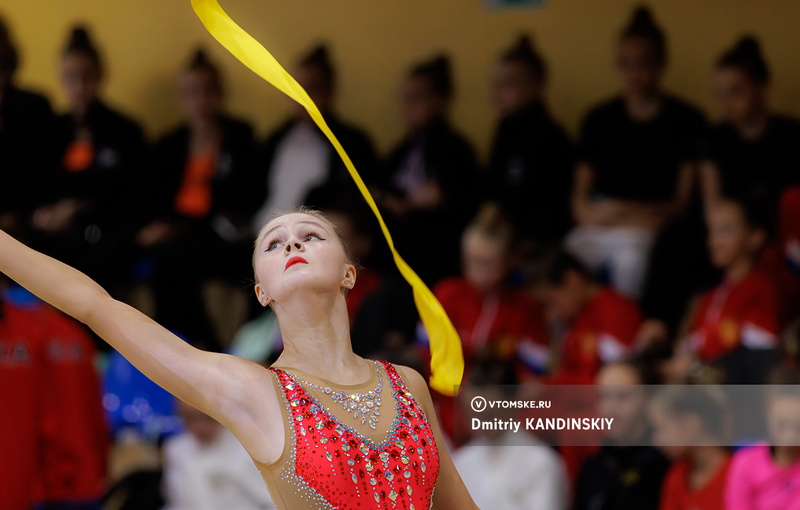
top-left (385, 471), bottom-right (394, 481)
top-left (388, 490), bottom-right (398, 501)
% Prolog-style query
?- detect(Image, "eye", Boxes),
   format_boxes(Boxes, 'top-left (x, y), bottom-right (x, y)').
top-left (304, 232), bottom-right (325, 242)
top-left (265, 238), bottom-right (282, 252)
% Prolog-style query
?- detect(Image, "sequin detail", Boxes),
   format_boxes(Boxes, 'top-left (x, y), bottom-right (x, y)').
top-left (270, 361), bottom-right (440, 509)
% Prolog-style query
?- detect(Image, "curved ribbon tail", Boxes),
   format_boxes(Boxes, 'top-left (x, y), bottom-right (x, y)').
top-left (191, 0), bottom-right (463, 396)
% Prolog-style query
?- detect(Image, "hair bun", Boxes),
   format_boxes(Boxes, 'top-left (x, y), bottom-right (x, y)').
top-left (718, 34), bottom-right (769, 84)
top-left (501, 33), bottom-right (547, 84)
top-left (630, 6), bottom-right (656, 30)
top-left (410, 54), bottom-right (453, 99)
top-left (299, 42), bottom-right (336, 90)
top-left (732, 35), bottom-right (762, 59)
top-left (621, 5), bottom-right (666, 64)
top-left (0, 16), bottom-right (19, 78)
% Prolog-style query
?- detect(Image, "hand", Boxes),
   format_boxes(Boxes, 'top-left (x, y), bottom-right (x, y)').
top-left (31, 199), bottom-right (82, 233)
top-left (635, 319), bottom-right (669, 351)
top-left (406, 181), bottom-right (443, 210)
top-left (137, 220), bottom-right (177, 247)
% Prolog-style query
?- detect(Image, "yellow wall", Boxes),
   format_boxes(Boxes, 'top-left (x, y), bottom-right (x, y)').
top-left (4, 0), bottom-right (800, 158)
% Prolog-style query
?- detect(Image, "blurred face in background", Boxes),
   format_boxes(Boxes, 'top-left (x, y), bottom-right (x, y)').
top-left (538, 270), bottom-right (589, 324)
top-left (402, 75), bottom-right (446, 132)
top-left (178, 401), bottom-right (222, 447)
top-left (706, 201), bottom-right (764, 269)
top-left (648, 401), bottom-right (693, 459)
top-left (462, 231), bottom-right (510, 295)
top-left (714, 66), bottom-right (766, 126)
top-left (597, 363), bottom-right (648, 443)
top-left (492, 60), bottom-right (539, 118)
top-left (617, 36), bottom-right (662, 99)
top-left (61, 52), bottom-right (100, 116)
top-left (293, 64), bottom-right (333, 120)
top-left (767, 395), bottom-right (800, 448)
top-left (179, 67), bottom-right (222, 126)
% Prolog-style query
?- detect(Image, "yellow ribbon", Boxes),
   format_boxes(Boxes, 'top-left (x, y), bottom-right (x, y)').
top-left (191, 0), bottom-right (463, 396)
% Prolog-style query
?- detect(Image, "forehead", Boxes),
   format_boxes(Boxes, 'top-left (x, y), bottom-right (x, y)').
top-left (257, 213), bottom-right (333, 240)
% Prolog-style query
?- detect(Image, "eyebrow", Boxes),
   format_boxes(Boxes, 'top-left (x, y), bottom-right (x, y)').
top-left (258, 219), bottom-right (330, 247)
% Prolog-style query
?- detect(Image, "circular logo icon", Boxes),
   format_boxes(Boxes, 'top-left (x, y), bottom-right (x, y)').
top-left (471, 396), bottom-right (487, 413)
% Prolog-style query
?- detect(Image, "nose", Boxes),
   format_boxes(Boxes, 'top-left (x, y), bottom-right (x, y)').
top-left (285, 239), bottom-right (304, 253)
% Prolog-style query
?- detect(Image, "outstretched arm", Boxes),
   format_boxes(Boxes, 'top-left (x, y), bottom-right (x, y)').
top-left (397, 366), bottom-right (480, 510)
top-left (0, 229), bottom-right (265, 435)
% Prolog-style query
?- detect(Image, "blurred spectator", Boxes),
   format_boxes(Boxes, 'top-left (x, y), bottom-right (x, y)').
top-left (30, 25), bottom-right (145, 293)
top-left (700, 36), bottom-right (800, 227)
top-left (0, 15), bottom-right (55, 233)
top-left (669, 199), bottom-right (781, 384)
top-left (573, 360), bottom-right (669, 510)
top-left (375, 54), bottom-right (478, 286)
top-left (534, 250), bottom-right (642, 384)
top-left (161, 400), bottom-right (275, 510)
top-left (453, 356), bottom-right (569, 510)
top-left (138, 48), bottom-right (256, 351)
top-left (420, 202), bottom-right (549, 376)
top-left (0, 284), bottom-right (107, 510)
top-left (569, 6), bottom-right (706, 299)
top-left (726, 368), bottom-right (800, 510)
top-left (650, 384), bottom-right (731, 510)
top-left (0, 289), bottom-right (49, 510)
top-left (251, 44), bottom-right (377, 229)
top-left (486, 35), bottom-right (574, 244)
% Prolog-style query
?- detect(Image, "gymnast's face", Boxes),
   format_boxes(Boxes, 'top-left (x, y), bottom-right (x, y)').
top-left (253, 213), bottom-right (355, 306)
top-left (61, 52), bottom-right (100, 116)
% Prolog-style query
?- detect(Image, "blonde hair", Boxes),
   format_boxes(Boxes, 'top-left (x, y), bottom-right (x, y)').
top-left (462, 201), bottom-right (516, 252)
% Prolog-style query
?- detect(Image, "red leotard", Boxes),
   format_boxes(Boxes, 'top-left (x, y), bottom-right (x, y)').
top-left (254, 361), bottom-right (440, 509)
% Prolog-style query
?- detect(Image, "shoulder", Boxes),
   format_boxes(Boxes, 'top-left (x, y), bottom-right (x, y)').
top-left (221, 115), bottom-right (255, 138)
top-left (731, 442), bottom-right (768, 467)
top-left (584, 97), bottom-right (625, 122)
top-left (662, 95), bottom-right (706, 122)
top-left (8, 86), bottom-right (52, 111)
top-left (434, 277), bottom-right (472, 298)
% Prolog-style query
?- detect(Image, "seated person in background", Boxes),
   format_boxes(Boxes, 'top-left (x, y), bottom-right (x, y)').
top-left (534, 251), bottom-right (642, 384)
top-left (725, 368), bottom-right (800, 510)
top-left (138, 48), bottom-right (256, 351)
top-left (0, 280), bottom-right (107, 510)
top-left (419, 202), bottom-right (549, 377)
top-left (31, 25), bottom-right (145, 293)
top-left (162, 400), bottom-right (275, 510)
top-left (375, 54), bottom-right (478, 286)
top-left (574, 360), bottom-right (670, 510)
top-left (669, 198), bottom-right (781, 384)
top-left (0, 16), bottom-right (56, 233)
top-left (569, 6), bottom-right (706, 299)
top-left (700, 36), bottom-right (800, 227)
top-left (251, 44), bottom-right (377, 229)
top-left (454, 356), bottom-right (569, 510)
top-left (486, 34), bottom-right (574, 245)
top-left (650, 384), bottom-right (732, 510)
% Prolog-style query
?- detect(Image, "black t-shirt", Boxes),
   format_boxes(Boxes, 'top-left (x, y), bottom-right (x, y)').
top-left (705, 115), bottom-right (800, 209)
top-left (573, 444), bottom-right (670, 510)
top-left (580, 95), bottom-right (706, 202)
top-left (487, 101), bottom-right (575, 241)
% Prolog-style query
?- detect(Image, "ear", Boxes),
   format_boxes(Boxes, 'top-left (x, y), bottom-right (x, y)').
top-left (254, 283), bottom-right (274, 307)
top-left (748, 228), bottom-right (767, 252)
top-left (341, 264), bottom-right (357, 290)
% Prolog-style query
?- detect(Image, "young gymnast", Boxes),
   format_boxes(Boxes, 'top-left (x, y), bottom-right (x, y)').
top-left (0, 207), bottom-right (478, 509)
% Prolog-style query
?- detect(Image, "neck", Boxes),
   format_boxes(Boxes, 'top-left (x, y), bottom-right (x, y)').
top-left (725, 258), bottom-right (754, 283)
top-left (774, 446), bottom-right (800, 467)
top-left (273, 290), bottom-right (360, 379)
top-left (688, 445), bottom-right (727, 481)
top-left (625, 91), bottom-right (662, 122)
top-left (735, 110), bottom-right (768, 141)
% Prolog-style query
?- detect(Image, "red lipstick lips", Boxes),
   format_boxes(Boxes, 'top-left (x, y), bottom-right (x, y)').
top-left (285, 256), bottom-right (308, 270)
